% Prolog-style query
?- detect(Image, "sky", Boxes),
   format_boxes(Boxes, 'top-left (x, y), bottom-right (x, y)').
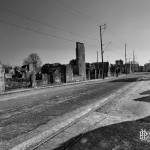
top-left (0, 0), bottom-right (150, 66)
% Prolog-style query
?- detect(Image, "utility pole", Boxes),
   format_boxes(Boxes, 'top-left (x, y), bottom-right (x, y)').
top-left (99, 24), bottom-right (106, 79)
top-left (129, 58), bottom-right (132, 73)
top-left (125, 44), bottom-right (127, 76)
top-left (97, 51), bottom-right (99, 79)
top-left (133, 51), bottom-right (135, 73)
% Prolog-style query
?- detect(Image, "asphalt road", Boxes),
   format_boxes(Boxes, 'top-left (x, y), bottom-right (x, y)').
top-left (53, 75), bottom-right (150, 150)
top-left (0, 75), bottom-right (140, 145)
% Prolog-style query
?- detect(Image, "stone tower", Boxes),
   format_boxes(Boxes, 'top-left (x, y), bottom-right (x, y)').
top-left (76, 42), bottom-right (86, 80)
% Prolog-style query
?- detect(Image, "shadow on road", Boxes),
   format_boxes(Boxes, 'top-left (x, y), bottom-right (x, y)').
top-left (140, 90), bottom-right (150, 95)
top-left (54, 115), bottom-right (150, 150)
top-left (53, 81), bottom-right (150, 150)
top-left (134, 90), bottom-right (150, 103)
top-left (134, 96), bottom-right (150, 103)
top-left (110, 77), bottom-right (138, 83)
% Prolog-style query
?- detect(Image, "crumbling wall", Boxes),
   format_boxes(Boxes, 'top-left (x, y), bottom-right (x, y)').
top-left (42, 74), bottom-right (48, 85)
top-left (29, 63), bottom-right (37, 87)
top-left (53, 69), bottom-right (61, 84)
top-left (66, 64), bottom-right (73, 83)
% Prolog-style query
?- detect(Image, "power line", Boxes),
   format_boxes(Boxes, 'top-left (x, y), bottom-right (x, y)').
top-left (0, 18), bottom-right (74, 42)
top-left (106, 28), bottom-right (125, 46)
top-left (0, 18), bottom-right (98, 47)
top-left (55, 0), bottom-right (101, 25)
top-left (55, 0), bottom-right (92, 19)
top-left (0, 7), bottom-right (98, 42)
top-left (55, 0), bottom-right (82, 15)
top-left (0, 6), bottom-right (128, 53)
top-left (103, 41), bottom-right (112, 51)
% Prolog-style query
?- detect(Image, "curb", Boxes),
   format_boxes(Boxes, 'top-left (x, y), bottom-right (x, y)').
top-left (0, 75), bottom-right (126, 97)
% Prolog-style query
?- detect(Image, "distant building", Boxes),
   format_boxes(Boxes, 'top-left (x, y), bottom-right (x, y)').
top-left (90, 62), bottom-right (109, 79)
top-left (115, 59), bottom-right (123, 66)
top-left (130, 61), bottom-right (139, 72)
top-left (86, 63), bottom-right (90, 80)
top-left (144, 63), bottom-right (150, 72)
top-left (125, 61), bottom-right (139, 73)
top-left (115, 59), bottom-right (124, 73)
top-left (139, 66), bottom-right (144, 72)
top-left (125, 63), bottom-right (131, 74)
top-left (133, 63), bottom-right (139, 72)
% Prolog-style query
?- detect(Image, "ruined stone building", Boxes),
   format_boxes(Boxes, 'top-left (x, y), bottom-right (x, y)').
top-left (66, 42), bottom-right (87, 82)
top-left (115, 59), bottom-right (124, 73)
top-left (144, 63), bottom-right (150, 72)
top-left (76, 42), bottom-right (86, 80)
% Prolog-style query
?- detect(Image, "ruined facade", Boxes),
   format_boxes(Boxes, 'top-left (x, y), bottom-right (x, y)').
top-left (29, 63), bottom-right (37, 87)
top-left (53, 69), bottom-right (61, 84)
top-left (76, 42), bottom-right (86, 80)
top-left (90, 62), bottom-right (109, 79)
top-left (115, 59), bottom-right (124, 73)
top-left (66, 64), bottom-right (73, 82)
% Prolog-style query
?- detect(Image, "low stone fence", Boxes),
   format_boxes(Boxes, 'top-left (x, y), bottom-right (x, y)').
top-left (5, 78), bottom-right (30, 91)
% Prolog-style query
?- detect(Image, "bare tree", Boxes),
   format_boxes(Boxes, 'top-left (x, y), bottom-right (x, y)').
top-left (23, 53), bottom-right (42, 67)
